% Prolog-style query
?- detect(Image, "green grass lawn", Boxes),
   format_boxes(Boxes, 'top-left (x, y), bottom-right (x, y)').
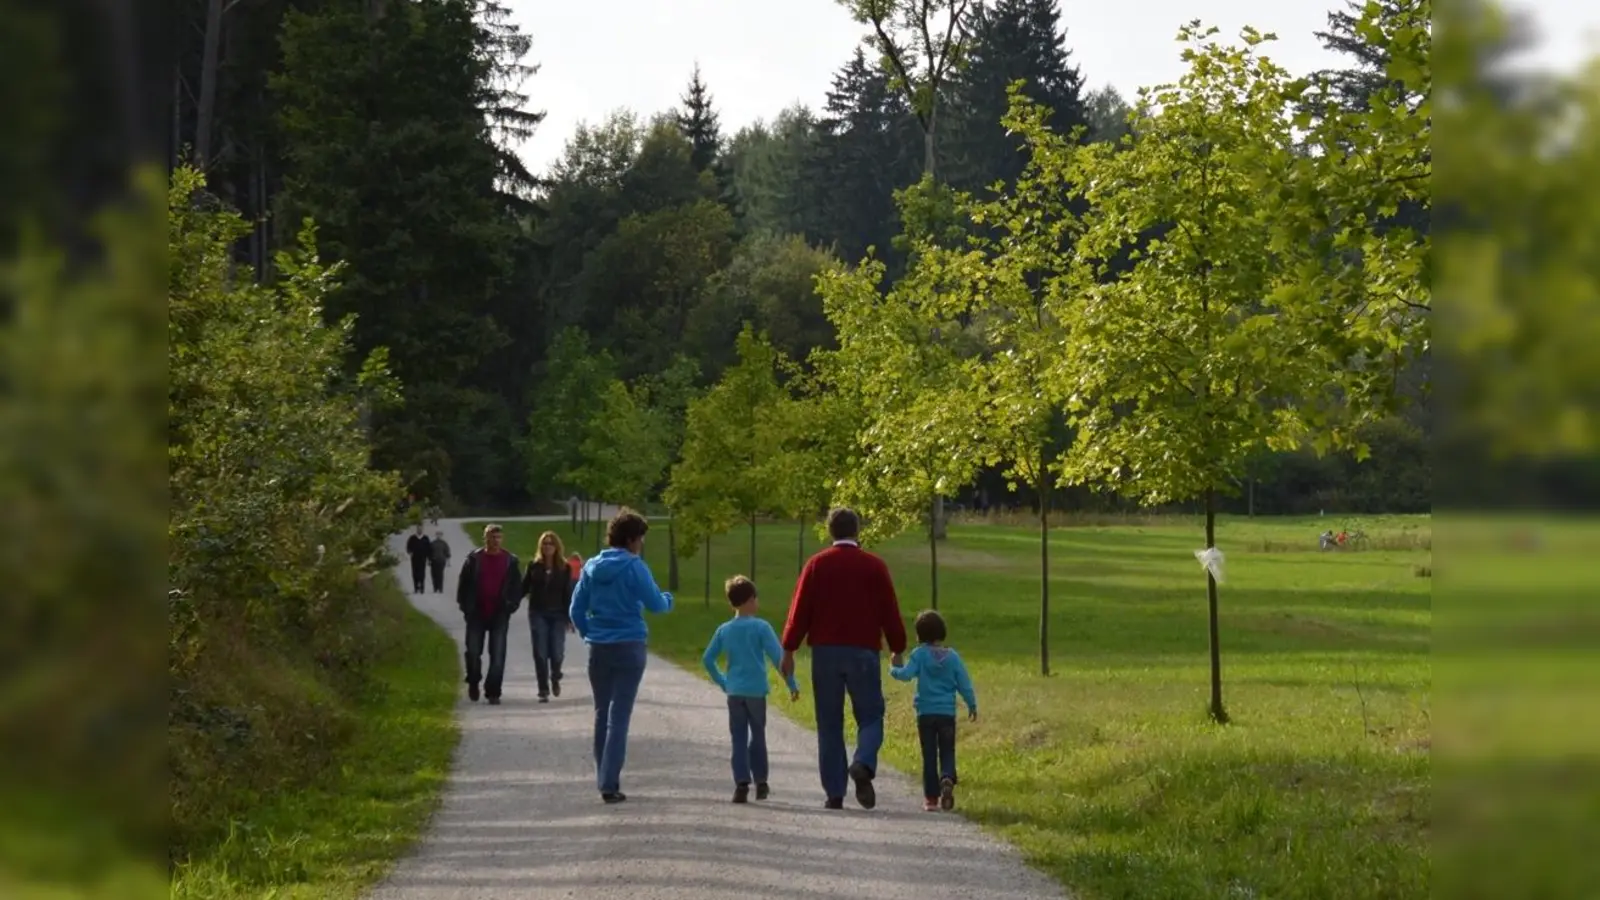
top-left (494, 513), bottom-right (1431, 900)
top-left (169, 577), bottom-right (459, 900)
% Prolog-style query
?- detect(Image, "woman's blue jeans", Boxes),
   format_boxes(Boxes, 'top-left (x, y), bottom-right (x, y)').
top-left (587, 640), bottom-right (648, 794)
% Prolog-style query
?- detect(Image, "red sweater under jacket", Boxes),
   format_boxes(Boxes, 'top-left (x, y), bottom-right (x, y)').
top-left (781, 543), bottom-right (908, 654)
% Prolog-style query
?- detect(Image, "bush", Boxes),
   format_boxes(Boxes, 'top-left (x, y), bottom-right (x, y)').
top-left (166, 167), bottom-right (403, 861)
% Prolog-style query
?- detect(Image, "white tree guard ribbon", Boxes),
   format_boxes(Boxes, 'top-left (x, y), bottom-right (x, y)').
top-left (1194, 547), bottom-right (1225, 583)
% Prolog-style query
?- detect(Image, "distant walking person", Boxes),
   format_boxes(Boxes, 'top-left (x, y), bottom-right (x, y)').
top-left (570, 508), bottom-right (673, 803)
top-left (405, 525), bottom-right (432, 595)
top-left (522, 530), bottom-right (575, 702)
top-left (455, 523), bottom-right (522, 705)
top-left (890, 610), bottom-right (978, 812)
top-left (702, 575), bottom-right (799, 804)
top-left (428, 530), bottom-right (451, 593)
top-left (780, 507), bottom-right (908, 810)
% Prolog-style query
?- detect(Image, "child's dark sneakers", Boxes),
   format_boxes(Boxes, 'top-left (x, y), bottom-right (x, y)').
top-left (601, 792), bottom-right (627, 804)
top-left (923, 798), bottom-right (940, 812)
top-left (755, 782), bottom-right (770, 801)
top-left (939, 776), bottom-right (956, 811)
top-left (733, 783), bottom-right (750, 804)
top-left (823, 797), bottom-right (844, 810)
top-left (848, 762), bottom-right (876, 809)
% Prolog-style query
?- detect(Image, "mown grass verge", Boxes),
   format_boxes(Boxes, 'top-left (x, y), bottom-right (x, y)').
top-left (169, 574), bottom-right (458, 899)
top-left (492, 514), bottom-right (1430, 900)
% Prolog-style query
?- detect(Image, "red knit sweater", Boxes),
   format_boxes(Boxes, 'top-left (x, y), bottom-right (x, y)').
top-left (780, 543), bottom-right (908, 654)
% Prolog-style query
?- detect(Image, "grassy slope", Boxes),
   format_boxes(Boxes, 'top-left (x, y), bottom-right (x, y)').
top-left (496, 515), bottom-right (1430, 900)
top-left (170, 576), bottom-right (459, 899)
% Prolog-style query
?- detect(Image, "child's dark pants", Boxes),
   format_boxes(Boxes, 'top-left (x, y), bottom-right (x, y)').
top-left (916, 714), bottom-right (958, 798)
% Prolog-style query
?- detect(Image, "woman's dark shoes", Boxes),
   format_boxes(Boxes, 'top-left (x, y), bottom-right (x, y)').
top-left (552, 680), bottom-right (561, 697)
top-left (601, 792), bottom-right (627, 804)
top-left (537, 694), bottom-right (549, 703)
top-left (756, 782), bottom-right (770, 801)
top-left (487, 696), bottom-right (501, 705)
top-left (732, 783), bottom-right (750, 804)
top-left (467, 684), bottom-right (480, 702)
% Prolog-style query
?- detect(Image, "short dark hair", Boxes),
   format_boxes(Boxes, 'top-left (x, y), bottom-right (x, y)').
top-left (914, 609), bottom-right (947, 644)
top-left (725, 575), bottom-right (757, 606)
top-left (827, 507), bottom-right (860, 541)
top-left (606, 507), bottom-right (649, 548)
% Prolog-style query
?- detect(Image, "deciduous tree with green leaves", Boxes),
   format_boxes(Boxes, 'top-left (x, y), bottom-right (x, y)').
top-left (526, 328), bottom-right (615, 507)
top-left (816, 255), bottom-right (986, 609)
top-left (1058, 25), bottom-right (1363, 722)
top-left (565, 378), bottom-right (672, 551)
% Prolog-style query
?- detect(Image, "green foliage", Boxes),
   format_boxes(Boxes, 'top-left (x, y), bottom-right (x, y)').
top-left (816, 254), bottom-right (986, 543)
top-left (666, 329), bottom-right (788, 553)
top-left (688, 232), bottom-right (841, 376)
top-left (567, 378), bottom-right (674, 509)
top-left (167, 165), bottom-right (404, 858)
top-left (525, 327), bottom-right (615, 501)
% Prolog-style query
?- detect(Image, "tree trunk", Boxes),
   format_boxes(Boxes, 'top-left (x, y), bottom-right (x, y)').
top-left (932, 496), bottom-right (947, 540)
top-left (929, 510), bottom-right (940, 611)
top-left (748, 514), bottom-right (757, 581)
top-left (1248, 477), bottom-right (1255, 518)
top-left (924, 102), bottom-right (938, 182)
top-left (1039, 446), bottom-right (1051, 677)
top-left (667, 517), bottom-right (680, 591)
top-left (171, 65), bottom-right (182, 167)
top-left (194, 0), bottom-right (224, 170)
top-left (570, 499), bottom-right (577, 536)
top-left (594, 500), bottom-right (602, 553)
top-left (704, 534), bottom-right (711, 607)
top-left (1205, 487), bottom-right (1228, 723)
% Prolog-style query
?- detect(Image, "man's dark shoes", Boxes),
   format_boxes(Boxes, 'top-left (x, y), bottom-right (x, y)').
top-left (733, 783), bottom-right (750, 804)
top-left (552, 679), bottom-right (561, 697)
top-left (940, 776), bottom-right (956, 811)
top-left (755, 782), bottom-right (770, 801)
top-left (601, 792), bottom-right (627, 804)
top-left (537, 694), bottom-right (549, 703)
top-left (848, 762), bottom-right (876, 809)
top-left (823, 796), bottom-right (844, 810)
top-left (467, 684), bottom-right (480, 702)
top-left (487, 696), bottom-right (501, 705)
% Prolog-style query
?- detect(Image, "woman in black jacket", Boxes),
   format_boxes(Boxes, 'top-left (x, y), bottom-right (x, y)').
top-left (521, 530), bottom-right (575, 702)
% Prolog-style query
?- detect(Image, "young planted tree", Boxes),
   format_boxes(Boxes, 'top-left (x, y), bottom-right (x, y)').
top-left (1058, 26), bottom-right (1359, 722)
top-left (526, 328), bottom-right (615, 521)
top-left (817, 255), bottom-right (986, 609)
top-left (665, 328), bottom-right (786, 581)
top-left (643, 355), bottom-right (701, 591)
top-left (565, 379), bottom-right (672, 552)
top-left (755, 360), bottom-right (842, 576)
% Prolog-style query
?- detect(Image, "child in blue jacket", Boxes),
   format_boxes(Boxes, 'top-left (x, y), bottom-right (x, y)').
top-left (890, 609), bottom-right (977, 811)
top-left (702, 575), bottom-right (799, 803)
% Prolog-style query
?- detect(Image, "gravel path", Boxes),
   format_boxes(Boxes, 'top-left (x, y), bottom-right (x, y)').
top-left (373, 518), bottom-right (1068, 900)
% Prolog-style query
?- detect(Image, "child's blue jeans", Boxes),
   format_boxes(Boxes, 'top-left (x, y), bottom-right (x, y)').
top-left (728, 695), bottom-right (770, 785)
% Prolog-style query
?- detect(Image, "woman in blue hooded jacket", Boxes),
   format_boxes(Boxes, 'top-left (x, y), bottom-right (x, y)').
top-left (569, 507), bottom-right (673, 803)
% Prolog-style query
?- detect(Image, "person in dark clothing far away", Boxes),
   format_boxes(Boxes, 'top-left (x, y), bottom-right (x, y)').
top-left (428, 529), bottom-right (451, 593)
top-left (405, 525), bottom-right (432, 595)
top-left (570, 507), bottom-right (673, 804)
top-left (521, 530), bottom-right (576, 702)
top-left (455, 523), bottom-right (522, 704)
top-left (780, 507), bottom-right (908, 811)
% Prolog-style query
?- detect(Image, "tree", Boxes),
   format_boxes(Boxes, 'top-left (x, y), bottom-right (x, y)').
top-left (566, 379), bottom-right (672, 552)
top-left (525, 328), bottom-right (615, 503)
top-left (1082, 85), bottom-right (1133, 144)
top-left (725, 106), bottom-right (822, 239)
top-left (1057, 25), bottom-right (1367, 722)
top-left (687, 233), bottom-right (841, 378)
top-left (837, 0), bottom-right (983, 181)
top-left (817, 254), bottom-right (986, 608)
top-left (666, 328), bottom-right (787, 581)
top-left (674, 63), bottom-right (723, 174)
top-left (642, 355), bottom-right (702, 590)
top-left (946, 0), bottom-right (1087, 194)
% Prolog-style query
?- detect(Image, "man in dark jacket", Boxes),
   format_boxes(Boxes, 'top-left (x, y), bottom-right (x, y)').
top-left (428, 530), bottom-right (451, 593)
top-left (404, 525), bottom-right (432, 594)
top-left (455, 523), bottom-right (522, 704)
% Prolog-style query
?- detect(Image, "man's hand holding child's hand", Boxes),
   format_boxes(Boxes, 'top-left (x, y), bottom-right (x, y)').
top-left (968, 710), bottom-right (978, 723)
top-left (790, 689), bottom-right (801, 702)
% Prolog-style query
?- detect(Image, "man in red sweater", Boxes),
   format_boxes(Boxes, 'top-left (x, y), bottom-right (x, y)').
top-left (781, 507), bottom-right (908, 810)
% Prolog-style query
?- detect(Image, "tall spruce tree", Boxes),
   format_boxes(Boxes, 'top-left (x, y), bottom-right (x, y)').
top-left (806, 48), bottom-right (921, 267)
top-left (675, 63), bottom-right (723, 173)
top-left (948, 0), bottom-right (1086, 193)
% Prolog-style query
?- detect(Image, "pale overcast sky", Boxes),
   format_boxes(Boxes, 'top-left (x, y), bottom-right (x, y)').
top-left (503, 0), bottom-right (1600, 177)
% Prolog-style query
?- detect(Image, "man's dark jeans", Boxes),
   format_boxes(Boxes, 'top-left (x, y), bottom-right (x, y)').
top-left (916, 714), bottom-right (958, 799)
top-left (410, 556), bottom-right (428, 592)
top-left (809, 645), bottom-right (885, 800)
top-left (464, 616), bottom-right (509, 699)
top-left (529, 611), bottom-right (568, 696)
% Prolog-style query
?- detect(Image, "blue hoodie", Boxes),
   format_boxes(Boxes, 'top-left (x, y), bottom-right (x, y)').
top-left (702, 616), bottom-right (800, 698)
top-left (890, 644), bottom-right (977, 717)
top-left (569, 548), bottom-right (673, 644)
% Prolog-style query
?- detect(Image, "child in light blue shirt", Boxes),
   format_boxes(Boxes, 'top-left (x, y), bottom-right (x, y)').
top-left (702, 575), bottom-right (800, 803)
top-left (890, 609), bottom-right (977, 811)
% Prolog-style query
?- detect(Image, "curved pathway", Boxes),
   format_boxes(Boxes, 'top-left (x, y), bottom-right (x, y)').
top-left (373, 517), bottom-right (1068, 900)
